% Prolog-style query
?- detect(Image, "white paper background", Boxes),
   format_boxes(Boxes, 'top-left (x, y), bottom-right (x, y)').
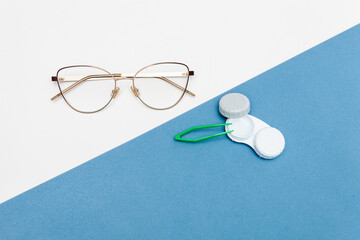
top-left (0, 0), bottom-right (359, 204)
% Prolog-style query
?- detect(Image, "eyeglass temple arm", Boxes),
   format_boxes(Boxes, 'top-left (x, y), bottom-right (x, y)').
top-left (50, 71), bottom-right (195, 101)
top-left (50, 74), bottom-right (97, 101)
top-left (156, 76), bottom-right (195, 97)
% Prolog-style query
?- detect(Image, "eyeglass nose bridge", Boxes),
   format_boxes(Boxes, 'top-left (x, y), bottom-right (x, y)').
top-left (114, 76), bottom-right (139, 98)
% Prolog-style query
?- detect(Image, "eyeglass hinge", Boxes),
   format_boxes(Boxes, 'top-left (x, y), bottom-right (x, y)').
top-left (52, 76), bottom-right (65, 81)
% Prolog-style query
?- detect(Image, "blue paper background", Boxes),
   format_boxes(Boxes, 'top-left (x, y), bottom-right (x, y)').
top-left (1, 25), bottom-right (359, 239)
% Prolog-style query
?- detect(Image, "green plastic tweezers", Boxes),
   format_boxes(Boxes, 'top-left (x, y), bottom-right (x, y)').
top-left (174, 123), bottom-right (233, 142)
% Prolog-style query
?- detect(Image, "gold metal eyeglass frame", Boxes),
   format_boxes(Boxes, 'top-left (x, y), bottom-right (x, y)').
top-left (51, 62), bottom-right (195, 114)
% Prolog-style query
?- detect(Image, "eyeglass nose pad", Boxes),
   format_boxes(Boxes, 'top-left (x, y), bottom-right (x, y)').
top-left (112, 87), bottom-right (120, 99)
top-left (130, 86), bottom-right (140, 97)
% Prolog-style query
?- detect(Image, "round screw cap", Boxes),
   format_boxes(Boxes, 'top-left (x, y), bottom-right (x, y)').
top-left (219, 93), bottom-right (250, 118)
top-left (254, 127), bottom-right (285, 159)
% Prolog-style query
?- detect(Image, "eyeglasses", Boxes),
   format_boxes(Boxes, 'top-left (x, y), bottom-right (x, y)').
top-left (51, 62), bottom-right (195, 113)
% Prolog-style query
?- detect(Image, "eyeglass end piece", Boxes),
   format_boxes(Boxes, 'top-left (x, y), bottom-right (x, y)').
top-left (189, 71), bottom-right (194, 76)
top-left (51, 76), bottom-right (57, 81)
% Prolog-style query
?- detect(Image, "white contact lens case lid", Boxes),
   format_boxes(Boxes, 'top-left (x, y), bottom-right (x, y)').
top-left (254, 127), bottom-right (285, 159)
top-left (225, 115), bottom-right (285, 159)
top-left (219, 93), bottom-right (250, 119)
